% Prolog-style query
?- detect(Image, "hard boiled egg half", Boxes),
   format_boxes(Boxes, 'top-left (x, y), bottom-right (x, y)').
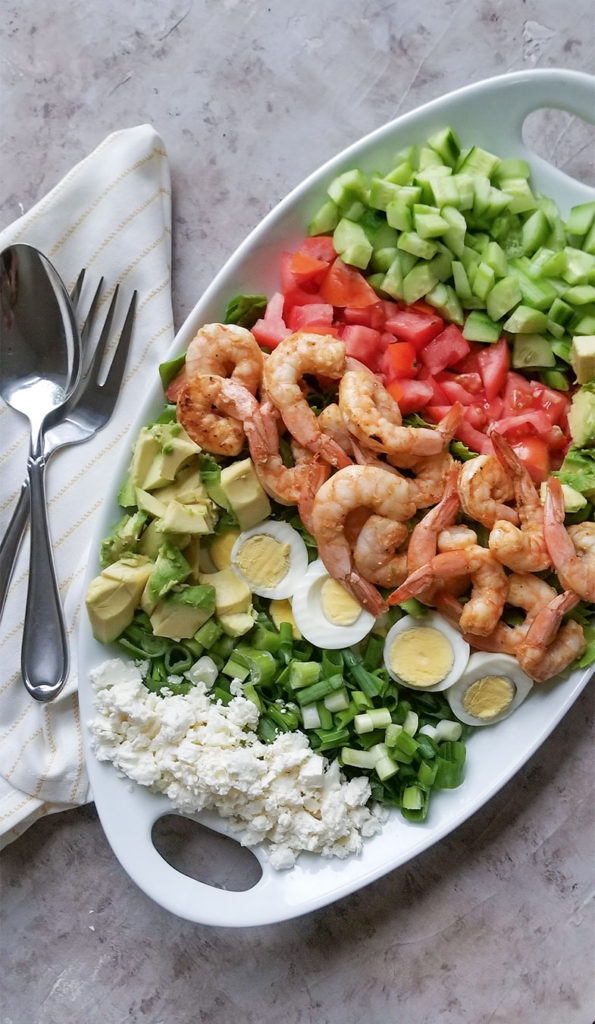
top-left (291, 558), bottom-right (376, 649)
top-left (445, 652), bottom-right (533, 726)
top-left (383, 612), bottom-right (470, 692)
top-left (230, 520), bottom-right (309, 600)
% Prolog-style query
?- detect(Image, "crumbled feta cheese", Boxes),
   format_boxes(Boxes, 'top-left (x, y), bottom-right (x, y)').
top-left (88, 658), bottom-right (384, 868)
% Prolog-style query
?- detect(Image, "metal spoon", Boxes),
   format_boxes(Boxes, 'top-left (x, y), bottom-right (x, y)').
top-left (0, 244), bottom-right (81, 701)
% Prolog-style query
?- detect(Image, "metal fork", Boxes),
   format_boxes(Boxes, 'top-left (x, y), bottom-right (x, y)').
top-left (0, 276), bottom-right (137, 701)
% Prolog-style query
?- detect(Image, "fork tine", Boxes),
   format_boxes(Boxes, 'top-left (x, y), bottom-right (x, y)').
top-left (101, 290), bottom-right (137, 400)
top-left (80, 277), bottom-right (104, 348)
top-left (83, 284), bottom-right (120, 382)
top-left (69, 268), bottom-right (86, 307)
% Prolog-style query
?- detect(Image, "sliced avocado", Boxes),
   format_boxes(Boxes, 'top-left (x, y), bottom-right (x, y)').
top-left (154, 464), bottom-right (209, 505)
top-left (149, 584), bottom-right (216, 640)
top-left (129, 427), bottom-right (162, 488)
top-left (219, 458), bottom-right (271, 530)
top-left (146, 541), bottom-right (191, 603)
top-left (135, 488), bottom-right (169, 518)
top-left (571, 335), bottom-right (595, 384)
top-left (160, 500), bottom-right (213, 536)
top-left (137, 518), bottom-right (190, 560)
top-left (198, 566), bottom-right (252, 616)
top-left (209, 528), bottom-right (241, 570)
top-left (129, 422), bottom-right (201, 490)
top-left (183, 535), bottom-right (202, 582)
top-left (99, 510), bottom-right (148, 568)
top-left (218, 611), bottom-right (256, 637)
top-left (540, 480), bottom-right (587, 513)
top-left (567, 386), bottom-right (595, 447)
top-left (117, 474), bottom-right (138, 509)
top-left (85, 555), bottom-right (153, 643)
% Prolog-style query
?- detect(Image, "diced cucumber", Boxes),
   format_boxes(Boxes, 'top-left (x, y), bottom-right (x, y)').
top-left (308, 199), bottom-right (340, 236)
top-left (369, 176), bottom-right (406, 212)
top-left (483, 240), bottom-right (508, 278)
top-left (583, 220), bottom-right (595, 255)
top-left (413, 204), bottom-right (450, 239)
top-left (512, 333), bottom-right (555, 368)
top-left (386, 199), bottom-right (412, 232)
top-left (472, 261), bottom-right (495, 301)
top-left (551, 337), bottom-right (573, 363)
top-left (572, 313), bottom-right (595, 335)
top-left (333, 218), bottom-right (373, 269)
top-left (402, 262), bottom-right (440, 305)
top-left (372, 222), bottom-right (400, 249)
top-left (441, 205), bottom-right (466, 257)
top-left (462, 311), bottom-right (501, 343)
top-left (548, 296), bottom-right (575, 327)
top-left (327, 168), bottom-right (369, 208)
top-left (370, 246), bottom-right (399, 273)
top-left (485, 275), bottom-right (522, 321)
top-left (425, 282), bottom-right (464, 325)
top-left (499, 177), bottom-right (538, 215)
top-left (427, 126), bottom-right (461, 167)
top-left (457, 145), bottom-right (501, 178)
top-left (522, 209), bottom-right (550, 256)
top-left (398, 231), bottom-right (438, 260)
top-left (493, 158), bottom-right (531, 183)
top-left (508, 260), bottom-right (559, 310)
top-left (384, 160), bottom-right (415, 185)
top-left (564, 285), bottom-right (595, 306)
top-left (452, 260), bottom-right (474, 302)
top-left (472, 181), bottom-right (511, 222)
top-left (381, 256), bottom-right (404, 300)
top-left (540, 368), bottom-right (570, 391)
top-left (448, 173), bottom-right (475, 211)
top-left (427, 173), bottom-right (461, 208)
top-left (418, 145), bottom-right (444, 170)
top-left (503, 304), bottom-right (549, 334)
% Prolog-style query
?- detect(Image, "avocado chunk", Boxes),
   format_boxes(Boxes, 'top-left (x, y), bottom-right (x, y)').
top-left (135, 487), bottom-right (169, 518)
top-left (219, 458), bottom-right (271, 530)
top-left (146, 541), bottom-right (191, 603)
top-left (149, 584), bottom-right (216, 640)
top-left (99, 510), bottom-right (148, 567)
top-left (160, 500), bottom-right (214, 536)
top-left (540, 480), bottom-right (587, 513)
top-left (130, 422), bottom-right (201, 491)
top-left (154, 464), bottom-right (209, 506)
top-left (567, 386), bottom-right (595, 447)
top-left (218, 611), bottom-right (256, 637)
top-left (198, 566), bottom-right (252, 616)
top-left (571, 335), bottom-right (595, 384)
top-left (209, 528), bottom-right (241, 570)
top-left (137, 518), bottom-right (190, 560)
top-left (86, 555), bottom-right (153, 643)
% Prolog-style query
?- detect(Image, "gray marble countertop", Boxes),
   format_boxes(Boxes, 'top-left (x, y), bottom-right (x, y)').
top-left (1, 3), bottom-right (594, 1022)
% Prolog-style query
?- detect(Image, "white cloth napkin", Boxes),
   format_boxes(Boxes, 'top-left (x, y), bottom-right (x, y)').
top-left (0, 125), bottom-right (174, 847)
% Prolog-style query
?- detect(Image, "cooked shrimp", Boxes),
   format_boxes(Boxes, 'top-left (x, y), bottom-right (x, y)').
top-left (177, 374), bottom-right (269, 460)
top-left (437, 525), bottom-right (478, 551)
top-left (253, 419), bottom-right (330, 535)
top-left (488, 432), bottom-right (550, 572)
top-left (516, 589), bottom-right (586, 682)
top-left (406, 465), bottom-right (461, 574)
top-left (543, 477), bottom-right (595, 602)
top-left (263, 332), bottom-right (352, 468)
top-left (353, 516), bottom-right (409, 588)
top-left (317, 403), bottom-right (354, 456)
top-left (388, 544), bottom-right (507, 636)
top-left (458, 453), bottom-right (518, 529)
top-left (311, 465), bottom-right (416, 616)
top-left (339, 369), bottom-right (443, 459)
top-left (166, 323), bottom-right (264, 402)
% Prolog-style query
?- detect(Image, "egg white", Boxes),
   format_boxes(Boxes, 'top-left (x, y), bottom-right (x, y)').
top-left (230, 520), bottom-right (309, 600)
top-left (445, 652), bottom-right (533, 727)
top-left (290, 558), bottom-right (376, 649)
top-left (383, 611), bottom-right (470, 692)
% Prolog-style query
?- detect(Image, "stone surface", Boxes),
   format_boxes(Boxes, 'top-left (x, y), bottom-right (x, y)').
top-left (1, 2), bottom-right (594, 1022)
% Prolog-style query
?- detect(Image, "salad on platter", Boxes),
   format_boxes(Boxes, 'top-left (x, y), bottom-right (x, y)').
top-left (85, 124), bottom-right (595, 869)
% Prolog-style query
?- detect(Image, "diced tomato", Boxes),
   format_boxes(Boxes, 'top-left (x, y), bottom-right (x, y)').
top-left (493, 409), bottom-right (553, 440)
top-left (384, 309), bottom-right (444, 350)
top-left (289, 250), bottom-right (329, 283)
top-left (301, 324), bottom-right (341, 337)
top-left (451, 341), bottom-right (484, 374)
top-left (464, 404), bottom-right (489, 430)
top-left (286, 302), bottom-right (334, 332)
top-left (417, 368), bottom-right (449, 405)
top-left (477, 338), bottom-right (510, 401)
top-left (419, 324), bottom-right (471, 375)
top-left (381, 299), bottom-right (401, 320)
top-left (425, 405), bottom-right (452, 422)
top-left (502, 371), bottom-right (536, 415)
top-left (386, 341), bottom-right (418, 379)
top-left (251, 291), bottom-right (291, 349)
top-left (341, 324), bottom-right (383, 371)
top-left (454, 420), bottom-right (494, 455)
top-left (387, 377), bottom-right (434, 414)
top-left (340, 302), bottom-right (386, 329)
top-left (298, 236), bottom-right (337, 263)
top-left (410, 299), bottom-right (439, 318)
top-left (435, 372), bottom-right (479, 406)
top-left (319, 258), bottom-right (379, 308)
top-left (510, 437), bottom-right (550, 484)
top-left (530, 383), bottom-right (569, 426)
top-left (454, 371), bottom-right (483, 394)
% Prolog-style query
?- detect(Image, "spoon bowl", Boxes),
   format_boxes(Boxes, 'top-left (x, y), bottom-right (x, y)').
top-left (0, 244), bottom-right (81, 700)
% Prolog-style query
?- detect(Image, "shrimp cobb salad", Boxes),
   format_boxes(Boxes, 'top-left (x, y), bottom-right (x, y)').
top-left (86, 125), bottom-right (595, 866)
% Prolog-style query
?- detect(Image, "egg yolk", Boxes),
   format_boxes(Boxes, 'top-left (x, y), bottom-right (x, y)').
top-left (320, 578), bottom-right (362, 626)
top-left (389, 626), bottom-right (454, 687)
top-left (462, 675), bottom-right (516, 720)
top-left (234, 535), bottom-right (290, 588)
